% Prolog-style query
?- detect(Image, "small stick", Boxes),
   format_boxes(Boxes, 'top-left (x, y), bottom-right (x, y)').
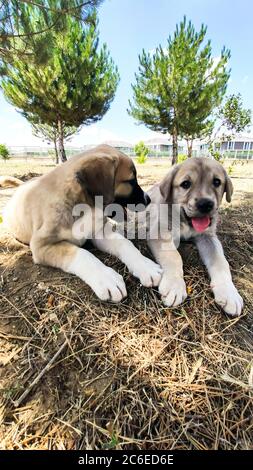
top-left (14, 339), bottom-right (68, 408)
top-left (0, 331), bottom-right (32, 341)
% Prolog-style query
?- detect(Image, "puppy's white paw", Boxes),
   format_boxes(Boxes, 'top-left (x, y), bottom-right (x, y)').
top-left (132, 256), bottom-right (163, 287)
top-left (211, 281), bottom-right (243, 316)
top-left (90, 267), bottom-right (127, 302)
top-left (159, 275), bottom-right (187, 307)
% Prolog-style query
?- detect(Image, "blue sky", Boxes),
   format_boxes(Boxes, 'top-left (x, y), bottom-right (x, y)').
top-left (0, 0), bottom-right (252, 147)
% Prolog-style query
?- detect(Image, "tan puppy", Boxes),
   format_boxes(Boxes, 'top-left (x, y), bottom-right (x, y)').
top-left (3, 145), bottom-right (162, 301)
top-left (147, 157), bottom-right (243, 316)
top-left (0, 176), bottom-right (23, 188)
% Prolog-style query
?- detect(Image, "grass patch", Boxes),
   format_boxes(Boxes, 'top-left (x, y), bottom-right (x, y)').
top-left (0, 159), bottom-right (252, 450)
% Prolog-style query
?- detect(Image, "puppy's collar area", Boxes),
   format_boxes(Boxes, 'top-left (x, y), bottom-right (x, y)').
top-left (182, 208), bottom-right (212, 233)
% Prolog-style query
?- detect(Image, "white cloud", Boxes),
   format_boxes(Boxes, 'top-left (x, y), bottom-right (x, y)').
top-left (0, 116), bottom-right (124, 148)
top-left (68, 125), bottom-right (123, 147)
top-left (130, 130), bottom-right (171, 145)
top-left (0, 115), bottom-right (167, 148)
top-left (242, 75), bottom-right (249, 84)
top-left (0, 118), bottom-right (45, 147)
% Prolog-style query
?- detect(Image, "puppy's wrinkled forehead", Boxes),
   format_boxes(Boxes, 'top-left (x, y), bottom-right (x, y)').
top-left (174, 158), bottom-right (225, 185)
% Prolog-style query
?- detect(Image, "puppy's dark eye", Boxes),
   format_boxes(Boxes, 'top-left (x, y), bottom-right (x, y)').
top-left (180, 180), bottom-right (191, 189)
top-left (125, 179), bottom-right (136, 186)
top-left (213, 178), bottom-right (221, 187)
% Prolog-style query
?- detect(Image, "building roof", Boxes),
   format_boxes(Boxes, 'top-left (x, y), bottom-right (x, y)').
top-left (226, 134), bottom-right (253, 142)
top-left (143, 137), bottom-right (172, 145)
top-left (193, 133), bottom-right (253, 147)
top-left (101, 140), bottom-right (134, 148)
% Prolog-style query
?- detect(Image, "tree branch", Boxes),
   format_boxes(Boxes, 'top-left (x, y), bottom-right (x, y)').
top-left (0, 1), bottom-right (99, 41)
top-left (13, 0), bottom-right (98, 14)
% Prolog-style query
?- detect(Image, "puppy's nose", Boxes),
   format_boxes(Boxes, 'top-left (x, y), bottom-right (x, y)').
top-left (144, 193), bottom-right (151, 207)
top-left (196, 198), bottom-right (214, 214)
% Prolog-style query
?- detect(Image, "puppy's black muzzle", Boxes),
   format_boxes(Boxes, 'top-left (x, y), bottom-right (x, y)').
top-left (115, 183), bottom-right (151, 211)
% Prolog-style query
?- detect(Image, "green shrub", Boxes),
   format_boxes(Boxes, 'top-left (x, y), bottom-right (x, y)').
top-left (177, 154), bottom-right (187, 164)
top-left (134, 141), bottom-right (149, 164)
top-left (0, 144), bottom-right (10, 161)
top-left (136, 154), bottom-right (147, 164)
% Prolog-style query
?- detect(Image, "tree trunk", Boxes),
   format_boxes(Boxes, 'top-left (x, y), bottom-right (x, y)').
top-left (187, 138), bottom-right (193, 158)
top-left (53, 137), bottom-right (59, 164)
top-left (171, 126), bottom-right (178, 165)
top-left (58, 119), bottom-right (67, 162)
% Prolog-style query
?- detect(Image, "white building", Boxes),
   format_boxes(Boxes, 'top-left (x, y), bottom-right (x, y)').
top-left (142, 136), bottom-right (184, 156)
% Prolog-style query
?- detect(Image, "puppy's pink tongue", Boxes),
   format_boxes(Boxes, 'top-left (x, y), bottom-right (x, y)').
top-left (191, 216), bottom-right (210, 233)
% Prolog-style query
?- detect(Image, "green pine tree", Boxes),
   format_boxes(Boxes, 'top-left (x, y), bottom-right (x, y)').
top-left (0, 0), bottom-right (103, 65)
top-left (1, 14), bottom-right (119, 162)
top-left (128, 17), bottom-right (230, 164)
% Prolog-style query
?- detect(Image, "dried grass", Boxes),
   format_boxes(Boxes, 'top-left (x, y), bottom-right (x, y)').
top-left (0, 174), bottom-right (252, 450)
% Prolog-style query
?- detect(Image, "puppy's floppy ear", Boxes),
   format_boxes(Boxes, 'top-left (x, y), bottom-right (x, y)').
top-left (224, 172), bottom-right (233, 203)
top-left (159, 164), bottom-right (179, 202)
top-left (76, 156), bottom-right (118, 206)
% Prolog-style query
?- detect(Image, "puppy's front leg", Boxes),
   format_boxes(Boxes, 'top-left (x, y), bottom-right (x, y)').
top-left (93, 231), bottom-right (162, 287)
top-left (195, 234), bottom-right (243, 316)
top-left (31, 238), bottom-right (127, 302)
top-left (148, 236), bottom-right (187, 307)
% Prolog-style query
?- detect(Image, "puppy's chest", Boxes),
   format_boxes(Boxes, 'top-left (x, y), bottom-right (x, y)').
top-left (180, 222), bottom-right (195, 241)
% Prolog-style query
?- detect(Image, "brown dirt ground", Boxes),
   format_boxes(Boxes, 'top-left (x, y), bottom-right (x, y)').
top-left (0, 159), bottom-right (252, 450)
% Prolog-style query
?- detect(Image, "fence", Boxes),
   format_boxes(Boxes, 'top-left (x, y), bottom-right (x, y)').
top-left (144, 149), bottom-right (253, 160)
top-left (218, 150), bottom-right (253, 160)
top-left (6, 146), bottom-right (253, 160)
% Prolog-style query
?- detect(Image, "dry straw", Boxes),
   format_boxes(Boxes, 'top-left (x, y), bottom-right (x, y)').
top-left (0, 187), bottom-right (252, 450)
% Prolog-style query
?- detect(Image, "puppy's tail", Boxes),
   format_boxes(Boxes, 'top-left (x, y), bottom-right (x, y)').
top-left (0, 176), bottom-right (23, 188)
